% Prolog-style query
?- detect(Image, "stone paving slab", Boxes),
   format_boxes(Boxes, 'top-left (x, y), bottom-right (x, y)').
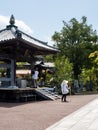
top-left (0, 94), bottom-right (98, 130)
top-left (46, 98), bottom-right (98, 130)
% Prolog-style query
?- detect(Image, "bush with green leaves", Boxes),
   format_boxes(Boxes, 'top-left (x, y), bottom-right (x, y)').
top-left (53, 56), bottom-right (73, 93)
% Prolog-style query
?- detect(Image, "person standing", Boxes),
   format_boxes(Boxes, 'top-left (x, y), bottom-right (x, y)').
top-left (32, 68), bottom-right (39, 88)
top-left (61, 80), bottom-right (69, 102)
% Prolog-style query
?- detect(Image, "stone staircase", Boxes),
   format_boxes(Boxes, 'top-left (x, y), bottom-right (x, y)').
top-left (35, 88), bottom-right (61, 100)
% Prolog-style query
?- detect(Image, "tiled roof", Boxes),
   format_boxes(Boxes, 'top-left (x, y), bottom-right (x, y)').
top-left (0, 25), bottom-right (58, 52)
top-left (0, 28), bottom-right (15, 41)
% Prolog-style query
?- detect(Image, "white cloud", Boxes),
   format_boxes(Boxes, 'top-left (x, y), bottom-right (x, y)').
top-left (15, 20), bottom-right (33, 34)
top-left (0, 15), bottom-right (33, 34)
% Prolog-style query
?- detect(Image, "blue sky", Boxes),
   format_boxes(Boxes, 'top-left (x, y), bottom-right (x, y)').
top-left (0, 0), bottom-right (98, 45)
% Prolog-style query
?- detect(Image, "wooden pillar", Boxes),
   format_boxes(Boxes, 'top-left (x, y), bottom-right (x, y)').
top-left (31, 61), bottom-right (34, 76)
top-left (11, 59), bottom-right (16, 87)
top-left (30, 55), bottom-right (36, 87)
top-left (30, 60), bottom-right (34, 87)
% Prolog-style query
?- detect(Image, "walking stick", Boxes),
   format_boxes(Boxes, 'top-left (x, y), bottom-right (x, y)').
top-left (69, 86), bottom-right (71, 102)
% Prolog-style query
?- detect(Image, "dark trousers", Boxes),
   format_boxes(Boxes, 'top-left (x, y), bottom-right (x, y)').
top-left (61, 94), bottom-right (67, 102)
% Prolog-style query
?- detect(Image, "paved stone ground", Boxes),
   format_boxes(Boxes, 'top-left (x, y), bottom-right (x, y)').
top-left (46, 97), bottom-right (98, 130)
top-left (0, 94), bottom-right (98, 130)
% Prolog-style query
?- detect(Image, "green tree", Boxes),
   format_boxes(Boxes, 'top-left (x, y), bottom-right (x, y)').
top-left (52, 16), bottom-right (98, 79)
top-left (89, 51), bottom-right (98, 65)
top-left (89, 51), bottom-right (98, 88)
top-left (54, 55), bottom-right (73, 85)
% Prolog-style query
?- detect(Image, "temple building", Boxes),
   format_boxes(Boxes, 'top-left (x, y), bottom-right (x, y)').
top-left (0, 15), bottom-right (58, 88)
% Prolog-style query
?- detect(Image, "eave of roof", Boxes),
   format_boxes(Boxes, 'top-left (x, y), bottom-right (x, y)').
top-left (0, 23), bottom-right (58, 53)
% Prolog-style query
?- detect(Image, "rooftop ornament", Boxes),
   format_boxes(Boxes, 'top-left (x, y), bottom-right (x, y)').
top-left (9, 14), bottom-right (15, 25)
top-left (6, 14), bottom-right (17, 30)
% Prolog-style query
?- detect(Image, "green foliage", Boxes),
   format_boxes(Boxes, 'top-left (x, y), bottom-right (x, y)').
top-left (80, 68), bottom-right (93, 83)
top-left (88, 51), bottom-right (98, 88)
top-left (52, 16), bottom-right (98, 79)
top-left (80, 67), bottom-right (98, 90)
top-left (16, 62), bottom-right (28, 66)
top-left (44, 55), bottom-right (54, 62)
top-left (89, 51), bottom-right (98, 65)
top-left (54, 55), bottom-right (73, 85)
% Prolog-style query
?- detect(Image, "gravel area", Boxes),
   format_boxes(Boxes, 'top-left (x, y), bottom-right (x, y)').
top-left (0, 94), bottom-right (98, 130)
